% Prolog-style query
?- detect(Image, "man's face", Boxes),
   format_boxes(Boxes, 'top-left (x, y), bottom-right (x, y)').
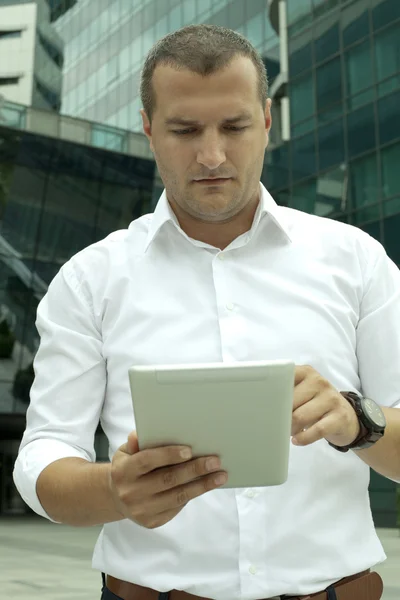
top-left (141, 56), bottom-right (272, 223)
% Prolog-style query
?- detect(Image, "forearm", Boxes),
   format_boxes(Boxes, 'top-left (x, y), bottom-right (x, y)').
top-left (36, 458), bottom-right (125, 527)
top-left (355, 407), bottom-right (400, 481)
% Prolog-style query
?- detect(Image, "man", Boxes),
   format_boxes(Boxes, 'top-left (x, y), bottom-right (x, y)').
top-left (13, 24), bottom-right (400, 600)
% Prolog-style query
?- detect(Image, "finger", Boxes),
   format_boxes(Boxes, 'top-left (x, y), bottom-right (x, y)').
top-left (118, 431), bottom-right (139, 456)
top-left (143, 455), bottom-right (223, 494)
top-left (293, 373), bottom-right (332, 411)
top-left (292, 413), bottom-right (339, 446)
top-left (131, 444), bottom-right (193, 477)
top-left (294, 364), bottom-right (314, 386)
top-left (127, 431), bottom-right (139, 454)
top-left (141, 507), bottom-right (182, 529)
top-left (148, 471), bottom-right (228, 514)
top-left (291, 394), bottom-right (332, 436)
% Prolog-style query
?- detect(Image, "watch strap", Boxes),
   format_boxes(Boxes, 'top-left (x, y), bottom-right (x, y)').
top-left (328, 392), bottom-right (383, 453)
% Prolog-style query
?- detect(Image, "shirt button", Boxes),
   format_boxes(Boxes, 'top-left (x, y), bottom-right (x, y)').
top-left (249, 565), bottom-right (257, 575)
top-left (226, 303), bottom-right (234, 311)
top-left (246, 489), bottom-right (255, 498)
top-left (218, 253), bottom-right (225, 260)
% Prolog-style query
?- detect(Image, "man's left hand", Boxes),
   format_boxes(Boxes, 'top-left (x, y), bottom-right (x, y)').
top-left (292, 365), bottom-right (360, 448)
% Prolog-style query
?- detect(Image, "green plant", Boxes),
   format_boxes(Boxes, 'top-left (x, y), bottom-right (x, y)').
top-left (0, 319), bottom-right (15, 359)
top-left (12, 362), bottom-right (34, 404)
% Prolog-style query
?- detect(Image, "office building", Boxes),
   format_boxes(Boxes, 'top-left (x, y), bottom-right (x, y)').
top-left (0, 0), bottom-right (398, 524)
top-left (0, 0), bottom-right (74, 111)
top-left (54, 0), bottom-right (280, 133)
top-left (267, 0), bottom-right (400, 269)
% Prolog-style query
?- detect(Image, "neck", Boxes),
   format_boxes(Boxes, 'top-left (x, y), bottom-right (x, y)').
top-left (169, 194), bottom-right (260, 251)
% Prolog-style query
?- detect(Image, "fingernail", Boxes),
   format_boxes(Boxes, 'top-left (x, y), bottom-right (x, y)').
top-left (214, 473), bottom-right (227, 486)
top-left (206, 458), bottom-right (220, 471)
top-left (180, 448), bottom-right (192, 459)
top-left (292, 437), bottom-right (299, 445)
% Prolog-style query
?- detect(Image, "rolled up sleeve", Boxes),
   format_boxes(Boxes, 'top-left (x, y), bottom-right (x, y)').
top-left (356, 237), bottom-right (400, 410)
top-left (13, 258), bottom-right (106, 521)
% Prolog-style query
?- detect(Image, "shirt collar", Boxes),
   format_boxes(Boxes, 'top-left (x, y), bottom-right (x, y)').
top-left (144, 182), bottom-right (291, 252)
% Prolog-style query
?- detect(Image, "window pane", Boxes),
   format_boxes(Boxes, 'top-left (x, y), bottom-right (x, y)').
top-left (246, 13), bottom-right (264, 48)
top-left (342, 4), bottom-right (369, 47)
top-left (291, 179), bottom-right (316, 214)
top-left (383, 197), bottom-right (400, 217)
top-left (289, 36), bottom-right (313, 78)
top-left (347, 103), bottom-right (376, 158)
top-left (378, 73), bottom-right (400, 98)
top-left (291, 132), bottom-right (316, 181)
top-left (314, 21), bottom-right (339, 64)
top-left (287, 0), bottom-right (313, 27)
top-left (359, 220), bottom-right (381, 242)
top-left (383, 213), bottom-right (400, 265)
top-left (378, 90), bottom-right (400, 145)
top-left (316, 57), bottom-right (342, 111)
top-left (353, 204), bottom-right (380, 224)
top-left (313, 0), bottom-right (339, 19)
top-left (317, 103), bottom-right (342, 124)
top-left (265, 146), bottom-right (289, 190)
top-left (183, 0), bottom-right (197, 25)
top-left (0, 30), bottom-right (22, 39)
top-left (119, 45), bottom-right (130, 75)
top-left (290, 72), bottom-right (315, 124)
top-left (273, 189), bottom-right (291, 207)
top-left (349, 153), bottom-right (379, 209)
top-left (372, 0), bottom-right (400, 31)
top-left (155, 15), bottom-right (168, 40)
top-left (318, 118), bottom-right (344, 170)
top-left (374, 24), bottom-right (400, 83)
top-left (315, 166), bottom-right (346, 217)
top-left (169, 4), bottom-right (182, 30)
top-left (345, 39), bottom-right (371, 97)
top-left (381, 142), bottom-right (400, 198)
top-left (346, 88), bottom-right (374, 111)
top-left (292, 116), bottom-right (316, 137)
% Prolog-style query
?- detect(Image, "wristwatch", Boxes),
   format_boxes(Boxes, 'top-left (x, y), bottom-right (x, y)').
top-left (328, 391), bottom-right (386, 453)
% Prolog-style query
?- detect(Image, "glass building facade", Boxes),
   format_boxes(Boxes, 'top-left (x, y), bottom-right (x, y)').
top-left (54, 0), bottom-right (280, 132)
top-left (267, 0), bottom-right (400, 270)
top-left (0, 0), bottom-right (398, 520)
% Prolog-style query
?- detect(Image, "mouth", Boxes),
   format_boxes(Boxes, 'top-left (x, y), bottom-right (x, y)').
top-left (194, 178), bottom-right (231, 185)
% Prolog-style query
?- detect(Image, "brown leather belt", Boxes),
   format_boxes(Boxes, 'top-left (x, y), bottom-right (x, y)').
top-left (106, 569), bottom-right (383, 600)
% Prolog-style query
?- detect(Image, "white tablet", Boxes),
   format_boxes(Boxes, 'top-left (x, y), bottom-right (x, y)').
top-left (128, 360), bottom-right (295, 488)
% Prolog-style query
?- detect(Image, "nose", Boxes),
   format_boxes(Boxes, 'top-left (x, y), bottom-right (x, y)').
top-left (196, 130), bottom-right (226, 171)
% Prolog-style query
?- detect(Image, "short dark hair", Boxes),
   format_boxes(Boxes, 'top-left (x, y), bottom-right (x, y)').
top-left (140, 24), bottom-right (268, 124)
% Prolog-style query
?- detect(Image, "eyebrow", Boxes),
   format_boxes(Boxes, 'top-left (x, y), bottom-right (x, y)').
top-left (165, 113), bottom-right (253, 126)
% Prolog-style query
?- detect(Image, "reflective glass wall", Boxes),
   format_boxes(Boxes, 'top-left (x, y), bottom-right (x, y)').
top-left (54, 0), bottom-right (279, 132)
top-left (0, 126), bottom-right (155, 414)
top-left (267, 0), bottom-right (400, 267)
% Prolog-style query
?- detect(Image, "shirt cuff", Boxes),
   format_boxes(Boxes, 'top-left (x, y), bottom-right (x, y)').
top-left (13, 438), bottom-right (92, 522)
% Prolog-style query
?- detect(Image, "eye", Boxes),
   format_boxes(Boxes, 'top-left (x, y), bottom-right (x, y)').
top-left (172, 129), bottom-right (196, 135)
top-left (172, 126), bottom-right (247, 135)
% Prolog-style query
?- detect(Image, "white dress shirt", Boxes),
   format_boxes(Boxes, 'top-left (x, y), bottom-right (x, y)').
top-left (14, 183), bottom-right (400, 599)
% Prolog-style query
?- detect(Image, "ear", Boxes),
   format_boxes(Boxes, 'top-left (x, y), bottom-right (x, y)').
top-left (141, 109), bottom-right (154, 152)
top-left (265, 98), bottom-right (272, 147)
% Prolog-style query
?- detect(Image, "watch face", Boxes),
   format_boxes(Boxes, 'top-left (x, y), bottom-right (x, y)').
top-left (362, 398), bottom-right (386, 428)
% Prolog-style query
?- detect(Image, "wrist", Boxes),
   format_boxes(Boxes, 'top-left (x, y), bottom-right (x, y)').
top-left (328, 392), bottom-right (386, 453)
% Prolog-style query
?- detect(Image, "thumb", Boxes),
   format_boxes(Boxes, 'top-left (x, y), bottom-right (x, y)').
top-left (126, 430), bottom-right (139, 455)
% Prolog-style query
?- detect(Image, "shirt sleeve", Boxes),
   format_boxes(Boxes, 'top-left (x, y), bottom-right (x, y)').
top-left (356, 237), bottom-right (400, 409)
top-left (13, 258), bottom-right (106, 521)
top-left (356, 236), bottom-right (400, 483)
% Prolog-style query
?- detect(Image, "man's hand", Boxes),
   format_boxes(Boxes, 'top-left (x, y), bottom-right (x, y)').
top-left (291, 365), bottom-right (360, 448)
top-left (109, 432), bottom-right (227, 529)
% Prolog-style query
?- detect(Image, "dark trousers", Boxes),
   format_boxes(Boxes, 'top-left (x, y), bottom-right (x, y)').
top-left (101, 574), bottom-right (170, 600)
top-left (100, 574), bottom-right (339, 600)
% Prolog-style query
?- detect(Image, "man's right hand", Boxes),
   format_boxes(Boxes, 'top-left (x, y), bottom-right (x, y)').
top-left (109, 431), bottom-right (228, 529)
